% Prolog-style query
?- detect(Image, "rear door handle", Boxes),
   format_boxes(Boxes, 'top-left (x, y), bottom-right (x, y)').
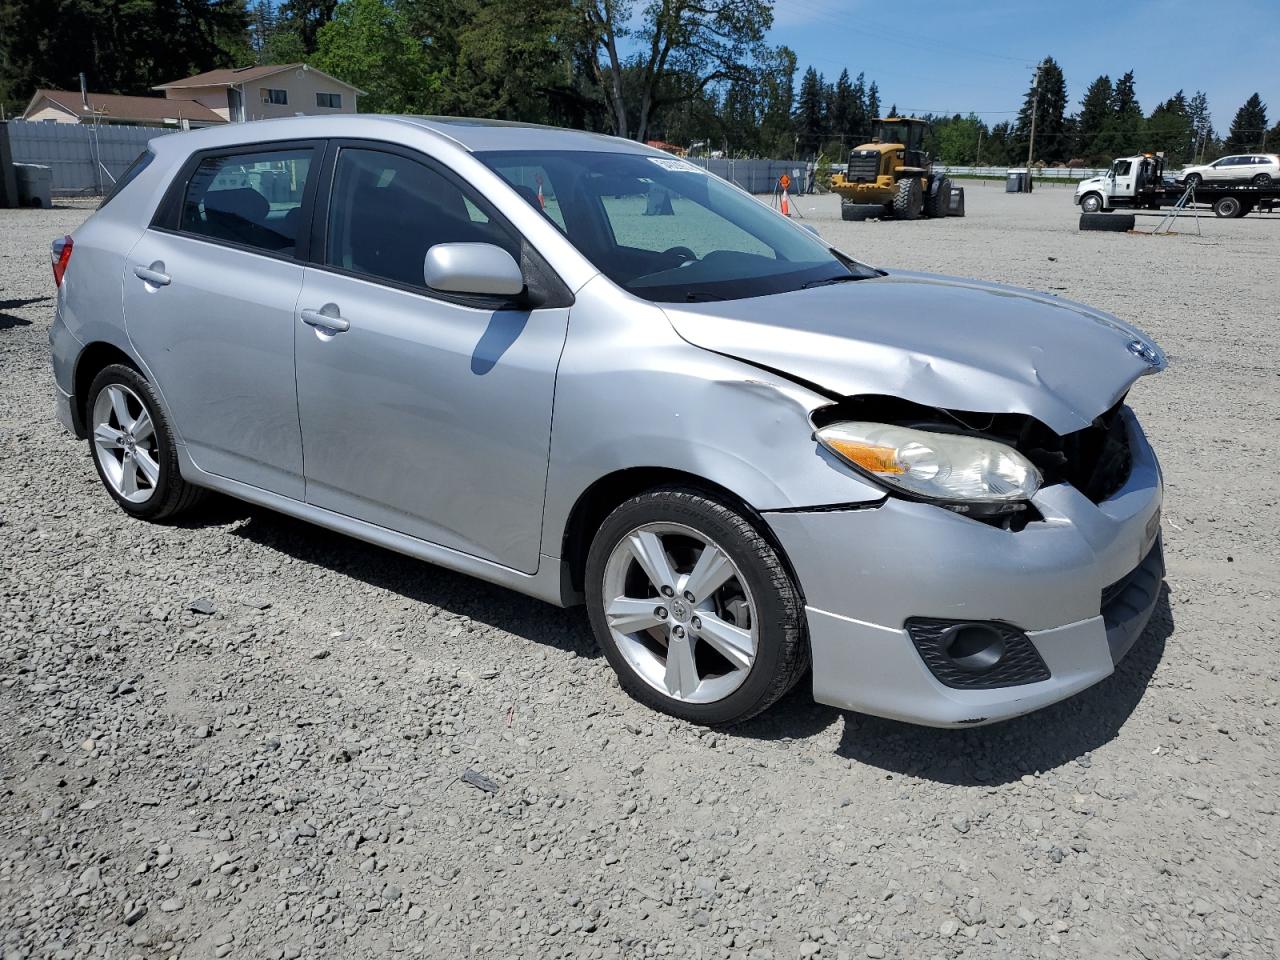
top-left (300, 307), bottom-right (350, 334)
top-left (133, 264), bottom-right (170, 286)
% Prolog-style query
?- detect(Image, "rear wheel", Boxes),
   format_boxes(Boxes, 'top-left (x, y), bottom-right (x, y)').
top-left (585, 487), bottom-right (808, 726)
top-left (924, 177), bottom-right (951, 217)
top-left (1251, 172), bottom-right (1272, 186)
top-left (86, 364), bottom-right (205, 521)
top-left (892, 177), bottom-right (923, 220)
top-left (1213, 195), bottom-right (1242, 218)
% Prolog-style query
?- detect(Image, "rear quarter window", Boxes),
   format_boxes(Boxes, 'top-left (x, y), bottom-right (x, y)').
top-left (97, 150), bottom-right (154, 210)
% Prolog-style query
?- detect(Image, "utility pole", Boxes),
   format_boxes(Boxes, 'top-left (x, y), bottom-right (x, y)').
top-left (1024, 63), bottom-right (1041, 192)
top-left (976, 127), bottom-right (984, 167)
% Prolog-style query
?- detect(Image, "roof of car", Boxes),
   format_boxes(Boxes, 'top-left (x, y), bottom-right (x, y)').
top-left (390, 116), bottom-right (653, 153)
top-left (144, 114), bottom-right (657, 157)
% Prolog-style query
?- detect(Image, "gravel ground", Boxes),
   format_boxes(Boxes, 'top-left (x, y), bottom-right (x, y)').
top-left (1, 186), bottom-right (1278, 960)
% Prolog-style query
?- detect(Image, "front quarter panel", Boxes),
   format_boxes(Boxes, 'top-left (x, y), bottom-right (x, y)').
top-left (541, 276), bottom-right (884, 561)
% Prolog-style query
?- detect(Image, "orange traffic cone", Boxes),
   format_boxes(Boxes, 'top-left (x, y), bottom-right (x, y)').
top-left (780, 187), bottom-right (790, 216)
top-left (536, 180), bottom-right (546, 209)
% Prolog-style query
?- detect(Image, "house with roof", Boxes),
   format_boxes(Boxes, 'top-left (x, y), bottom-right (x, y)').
top-left (22, 89), bottom-right (226, 127)
top-left (153, 64), bottom-right (363, 122)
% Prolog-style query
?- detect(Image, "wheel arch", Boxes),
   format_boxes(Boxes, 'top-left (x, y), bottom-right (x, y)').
top-left (71, 341), bottom-right (140, 437)
top-left (560, 466), bottom-right (805, 602)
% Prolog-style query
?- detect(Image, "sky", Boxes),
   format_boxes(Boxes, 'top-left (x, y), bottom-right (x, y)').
top-left (768, 0), bottom-right (1279, 133)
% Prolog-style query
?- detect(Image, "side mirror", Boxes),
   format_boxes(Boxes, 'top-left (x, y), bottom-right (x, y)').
top-left (424, 243), bottom-right (524, 298)
top-left (801, 223), bottom-right (821, 238)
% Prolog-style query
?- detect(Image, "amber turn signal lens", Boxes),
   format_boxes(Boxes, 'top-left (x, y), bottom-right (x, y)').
top-left (822, 439), bottom-right (906, 475)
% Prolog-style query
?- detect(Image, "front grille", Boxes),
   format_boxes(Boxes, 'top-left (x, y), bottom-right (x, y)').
top-left (1058, 403), bottom-right (1133, 503)
top-left (846, 151), bottom-right (881, 182)
top-left (905, 619), bottom-right (1051, 690)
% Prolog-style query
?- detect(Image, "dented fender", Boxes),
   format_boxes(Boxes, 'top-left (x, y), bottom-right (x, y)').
top-left (540, 277), bottom-right (883, 561)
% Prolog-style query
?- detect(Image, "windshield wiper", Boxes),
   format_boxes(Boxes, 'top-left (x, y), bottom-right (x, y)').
top-left (801, 274), bottom-right (863, 289)
top-left (683, 292), bottom-right (725, 302)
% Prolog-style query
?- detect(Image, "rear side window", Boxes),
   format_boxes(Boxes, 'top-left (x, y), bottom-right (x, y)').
top-left (179, 147), bottom-right (313, 255)
top-left (325, 147), bottom-right (519, 290)
top-left (98, 150), bottom-right (154, 210)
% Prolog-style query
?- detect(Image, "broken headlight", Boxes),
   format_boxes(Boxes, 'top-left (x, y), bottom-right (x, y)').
top-left (816, 421), bottom-right (1042, 511)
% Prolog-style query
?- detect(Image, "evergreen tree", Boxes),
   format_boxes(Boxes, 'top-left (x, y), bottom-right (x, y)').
top-left (794, 66), bottom-right (826, 157)
top-left (849, 71), bottom-right (868, 143)
top-left (829, 69), bottom-right (854, 151)
top-left (1096, 69), bottom-right (1143, 156)
top-left (1146, 91), bottom-right (1192, 160)
top-left (1014, 57), bottom-right (1068, 164)
top-left (1075, 74), bottom-right (1112, 163)
top-left (0, 0), bottom-right (247, 110)
top-left (867, 81), bottom-right (880, 124)
top-left (1225, 93), bottom-right (1267, 152)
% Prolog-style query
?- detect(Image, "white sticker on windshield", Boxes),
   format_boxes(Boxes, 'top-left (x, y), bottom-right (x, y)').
top-left (648, 156), bottom-right (707, 174)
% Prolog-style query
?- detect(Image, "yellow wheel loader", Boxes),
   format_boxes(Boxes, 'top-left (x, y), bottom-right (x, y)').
top-left (830, 118), bottom-right (963, 221)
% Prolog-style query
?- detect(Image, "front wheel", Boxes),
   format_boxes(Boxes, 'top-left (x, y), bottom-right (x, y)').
top-left (1079, 192), bottom-right (1103, 213)
top-left (1184, 173), bottom-right (1202, 189)
top-left (86, 363), bottom-right (205, 521)
top-left (585, 487), bottom-right (809, 725)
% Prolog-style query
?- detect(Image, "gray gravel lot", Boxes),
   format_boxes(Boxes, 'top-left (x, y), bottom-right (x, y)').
top-left (1, 186), bottom-right (1278, 960)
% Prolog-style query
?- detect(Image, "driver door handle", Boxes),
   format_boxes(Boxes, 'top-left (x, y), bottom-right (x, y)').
top-left (133, 264), bottom-right (171, 286)
top-left (300, 307), bottom-right (350, 334)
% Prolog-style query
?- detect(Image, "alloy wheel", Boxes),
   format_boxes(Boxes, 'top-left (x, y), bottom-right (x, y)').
top-left (92, 383), bottom-right (160, 503)
top-left (601, 522), bottom-right (758, 704)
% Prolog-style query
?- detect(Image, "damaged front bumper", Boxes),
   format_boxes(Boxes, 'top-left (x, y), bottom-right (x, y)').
top-left (764, 408), bottom-right (1164, 727)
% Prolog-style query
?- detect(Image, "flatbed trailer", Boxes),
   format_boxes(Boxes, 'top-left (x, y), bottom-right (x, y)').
top-left (1171, 182), bottom-right (1280, 218)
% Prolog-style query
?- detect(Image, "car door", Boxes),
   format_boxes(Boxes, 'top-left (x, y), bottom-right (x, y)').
top-left (123, 141), bottom-right (321, 498)
top-left (294, 142), bottom-right (571, 574)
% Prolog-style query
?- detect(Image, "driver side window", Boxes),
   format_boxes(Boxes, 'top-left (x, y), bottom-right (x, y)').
top-left (325, 147), bottom-right (519, 290)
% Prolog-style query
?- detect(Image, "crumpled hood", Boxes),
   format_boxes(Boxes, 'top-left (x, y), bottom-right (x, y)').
top-left (661, 271), bottom-right (1165, 435)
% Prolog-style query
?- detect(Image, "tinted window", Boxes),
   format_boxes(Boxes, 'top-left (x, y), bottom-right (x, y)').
top-left (316, 92), bottom-right (342, 109)
top-left (180, 148), bottom-right (312, 255)
top-left (1112, 160), bottom-right (1132, 176)
top-left (98, 150), bottom-right (154, 209)
top-left (480, 150), bottom-right (872, 302)
top-left (325, 148), bottom-right (519, 290)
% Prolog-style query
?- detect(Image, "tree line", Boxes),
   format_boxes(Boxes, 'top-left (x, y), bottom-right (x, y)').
top-left (1, 1), bottom-right (1275, 168)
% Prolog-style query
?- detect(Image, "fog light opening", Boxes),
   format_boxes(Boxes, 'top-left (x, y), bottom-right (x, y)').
top-left (944, 624), bottom-right (1007, 673)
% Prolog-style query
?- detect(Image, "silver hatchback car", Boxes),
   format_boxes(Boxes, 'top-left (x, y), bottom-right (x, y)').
top-left (50, 116), bottom-right (1166, 727)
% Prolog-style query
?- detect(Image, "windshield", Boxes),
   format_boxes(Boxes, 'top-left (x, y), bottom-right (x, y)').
top-left (477, 150), bottom-right (872, 302)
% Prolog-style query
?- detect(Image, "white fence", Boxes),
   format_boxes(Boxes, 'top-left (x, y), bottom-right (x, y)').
top-left (2, 120), bottom-right (169, 196)
top-left (935, 165), bottom-right (1109, 181)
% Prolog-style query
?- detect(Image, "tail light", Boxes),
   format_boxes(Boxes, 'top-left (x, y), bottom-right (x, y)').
top-left (51, 235), bottom-right (73, 287)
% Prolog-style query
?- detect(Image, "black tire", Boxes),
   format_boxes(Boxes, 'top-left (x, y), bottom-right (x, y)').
top-left (85, 363), bottom-right (205, 521)
top-left (1251, 172), bottom-right (1272, 186)
top-left (1079, 192), bottom-right (1104, 213)
top-left (1079, 212), bottom-right (1135, 232)
top-left (1213, 195), bottom-right (1242, 218)
top-left (948, 186), bottom-right (966, 217)
top-left (892, 177), bottom-right (923, 220)
top-left (924, 176), bottom-right (951, 218)
top-left (584, 487), bottom-right (809, 726)
top-left (841, 202), bottom-right (881, 221)
top-left (1184, 173), bottom-right (1202, 189)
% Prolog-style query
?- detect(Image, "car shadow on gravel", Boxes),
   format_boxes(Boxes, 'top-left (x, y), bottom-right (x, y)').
top-left (832, 588), bottom-right (1174, 785)
top-left (209, 502), bottom-right (600, 659)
